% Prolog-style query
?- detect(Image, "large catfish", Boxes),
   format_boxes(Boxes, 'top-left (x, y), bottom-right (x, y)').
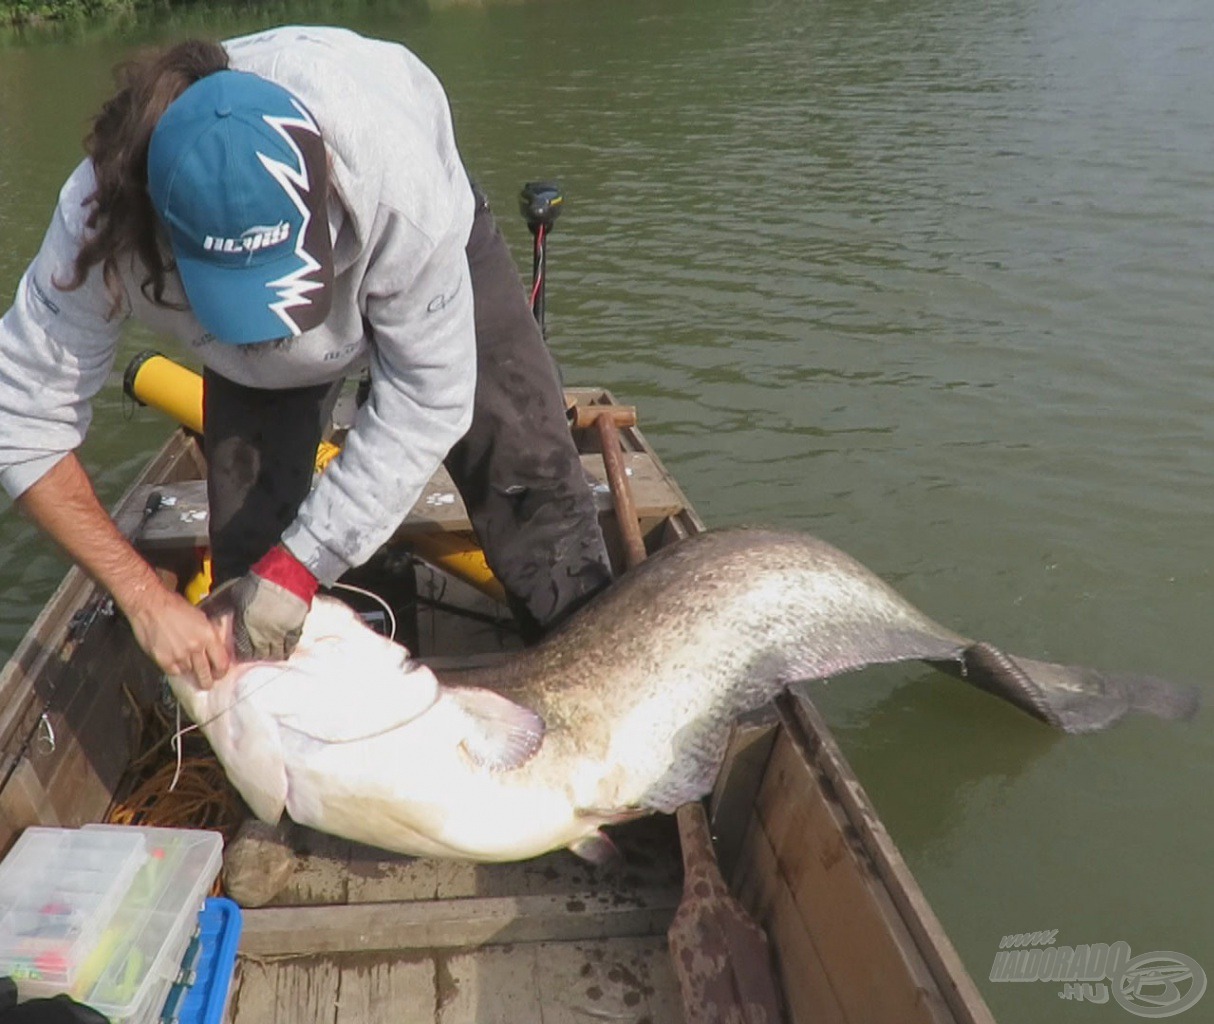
top-left (174, 528), bottom-right (1198, 865)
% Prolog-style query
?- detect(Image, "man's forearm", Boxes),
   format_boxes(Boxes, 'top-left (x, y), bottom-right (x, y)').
top-left (17, 452), bottom-right (232, 686)
top-left (15, 452), bottom-right (164, 614)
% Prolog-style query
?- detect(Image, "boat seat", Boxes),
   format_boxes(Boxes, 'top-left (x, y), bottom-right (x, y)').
top-left (116, 452), bottom-right (686, 550)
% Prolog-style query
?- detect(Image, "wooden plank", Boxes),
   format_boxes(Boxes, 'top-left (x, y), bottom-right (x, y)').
top-left (470, 815), bottom-right (684, 900)
top-left (533, 937), bottom-right (687, 1024)
top-left (733, 811), bottom-right (846, 1024)
top-left (233, 955), bottom-right (439, 1024)
top-left (125, 388), bottom-right (636, 545)
top-left (278, 956), bottom-right (342, 1024)
top-left (280, 816), bottom-right (683, 907)
top-left (440, 946), bottom-right (543, 1023)
top-left (33, 622), bottom-right (151, 827)
top-left (619, 420), bottom-right (706, 534)
top-left (122, 451), bottom-right (685, 548)
top-left (780, 695), bottom-right (996, 1024)
top-left (335, 957), bottom-right (438, 1024)
top-left (271, 826), bottom-right (352, 906)
top-left (0, 430), bottom-right (202, 848)
top-left (755, 730), bottom-right (951, 1024)
top-left (0, 595), bottom-right (152, 849)
top-left (0, 569), bottom-right (90, 761)
top-left (114, 480), bottom-right (209, 548)
top-left (229, 959), bottom-right (280, 1024)
top-left (345, 851), bottom-right (478, 903)
top-left (0, 759), bottom-right (61, 842)
top-left (227, 957), bottom-right (343, 1024)
top-left (435, 938), bottom-right (685, 1024)
top-left (239, 889), bottom-right (681, 957)
top-left (231, 916), bottom-right (683, 1021)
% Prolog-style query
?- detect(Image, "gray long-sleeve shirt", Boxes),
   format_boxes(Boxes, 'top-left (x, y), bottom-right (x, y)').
top-left (0, 25), bottom-right (477, 584)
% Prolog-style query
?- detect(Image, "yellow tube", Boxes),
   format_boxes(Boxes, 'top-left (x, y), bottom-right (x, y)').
top-left (124, 352), bottom-right (505, 603)
top-left (185, 536), bottom-right (503, 604)
top-left (416, 532), bottom-right (506, 603)
top-left (123, 352), bottom-right (204, 434)
top-left (184, 555), bottom-right (213, 605)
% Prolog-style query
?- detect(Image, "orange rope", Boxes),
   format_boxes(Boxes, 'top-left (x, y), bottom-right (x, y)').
top-left (106, 756), bottom-right (245, 841)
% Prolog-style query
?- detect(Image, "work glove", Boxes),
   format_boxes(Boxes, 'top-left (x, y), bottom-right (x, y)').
top-left (205, 545), bottom-right (318, 661)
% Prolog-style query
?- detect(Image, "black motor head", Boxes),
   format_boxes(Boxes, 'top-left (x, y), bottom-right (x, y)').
top-left (519, 181), bottom-right (564, 233)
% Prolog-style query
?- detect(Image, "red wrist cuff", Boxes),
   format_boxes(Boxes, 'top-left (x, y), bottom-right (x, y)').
top-left (252, 545), bottom-right (319, 603)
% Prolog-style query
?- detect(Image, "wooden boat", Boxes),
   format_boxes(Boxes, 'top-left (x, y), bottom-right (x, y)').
top-left (0, 384), bottom-right (998, 1023)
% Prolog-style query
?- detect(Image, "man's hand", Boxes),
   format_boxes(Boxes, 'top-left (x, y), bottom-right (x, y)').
top-left (122, 582), bottom-right (231, 689)
top-left (205, 545), bottom-right (318, 661)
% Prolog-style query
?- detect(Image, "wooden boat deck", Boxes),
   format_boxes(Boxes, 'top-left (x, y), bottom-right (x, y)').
top-left (231, 818), bottom-right (686, 1024)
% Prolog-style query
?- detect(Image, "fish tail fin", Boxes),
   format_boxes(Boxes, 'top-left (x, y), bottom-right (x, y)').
top-left (938, 642), bottom-right (1201, 733)
top-left (447, 687), bottom-right (546, 770)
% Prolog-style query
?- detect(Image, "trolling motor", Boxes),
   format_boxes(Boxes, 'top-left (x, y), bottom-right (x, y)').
top-left (519, 181), bottom-right (563, 336)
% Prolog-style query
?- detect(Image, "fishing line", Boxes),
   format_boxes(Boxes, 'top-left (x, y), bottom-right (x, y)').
top-left (329, 581), bottom-right (397, 640)
top-left (169, 702), bottom-right (187, 792)
top-left (164, 662), bottom-right (296, 787)
top-left (167, 657), bottom-right (439, 756)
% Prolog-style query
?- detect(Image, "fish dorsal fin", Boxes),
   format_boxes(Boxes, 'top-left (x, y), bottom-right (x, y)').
top-left (449, 688), bottom-right (546, 771)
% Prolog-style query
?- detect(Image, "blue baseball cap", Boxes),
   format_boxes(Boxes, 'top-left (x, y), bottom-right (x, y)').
top-left (148, 70), bottom-right (333, 345)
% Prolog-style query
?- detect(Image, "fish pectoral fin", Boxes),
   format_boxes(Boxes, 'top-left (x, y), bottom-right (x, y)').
top-left (451, 687), bottom-right (546, 771)
top-left (568, 831), bottom-right (623, 868)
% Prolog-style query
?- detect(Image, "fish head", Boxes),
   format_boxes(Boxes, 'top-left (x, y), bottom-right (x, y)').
top-left (166, 596), bottom-right (444, 827)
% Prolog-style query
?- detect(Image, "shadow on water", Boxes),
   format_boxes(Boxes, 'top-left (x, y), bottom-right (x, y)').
top-left (801, 663), bottom-right (1064, 860)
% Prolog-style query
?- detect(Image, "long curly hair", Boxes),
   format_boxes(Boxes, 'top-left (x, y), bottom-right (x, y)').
top-left (59, 39), bottom-right (230, 318)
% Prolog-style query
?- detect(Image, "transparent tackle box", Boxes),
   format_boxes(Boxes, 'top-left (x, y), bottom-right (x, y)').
top-left (0, 825), bottom-right (223, 1024)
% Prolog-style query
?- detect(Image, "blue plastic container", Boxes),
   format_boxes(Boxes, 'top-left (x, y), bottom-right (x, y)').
top-left (160, 899), bottom-right (241, 1024)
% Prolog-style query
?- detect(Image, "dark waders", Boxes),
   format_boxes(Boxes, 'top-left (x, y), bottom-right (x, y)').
top-left (204, 191), bottom-right (613, 641)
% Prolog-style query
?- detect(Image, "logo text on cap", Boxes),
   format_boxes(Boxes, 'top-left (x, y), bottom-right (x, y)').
top-left (203, 221), bottom-right (291, 254)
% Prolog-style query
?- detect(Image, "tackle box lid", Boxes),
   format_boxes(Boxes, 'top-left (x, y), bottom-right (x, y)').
top-left (0, 827), bottom-right (150, 992)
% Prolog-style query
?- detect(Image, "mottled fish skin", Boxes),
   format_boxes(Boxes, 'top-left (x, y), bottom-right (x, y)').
top-left (446, 528), bottom-right (1199, 822)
